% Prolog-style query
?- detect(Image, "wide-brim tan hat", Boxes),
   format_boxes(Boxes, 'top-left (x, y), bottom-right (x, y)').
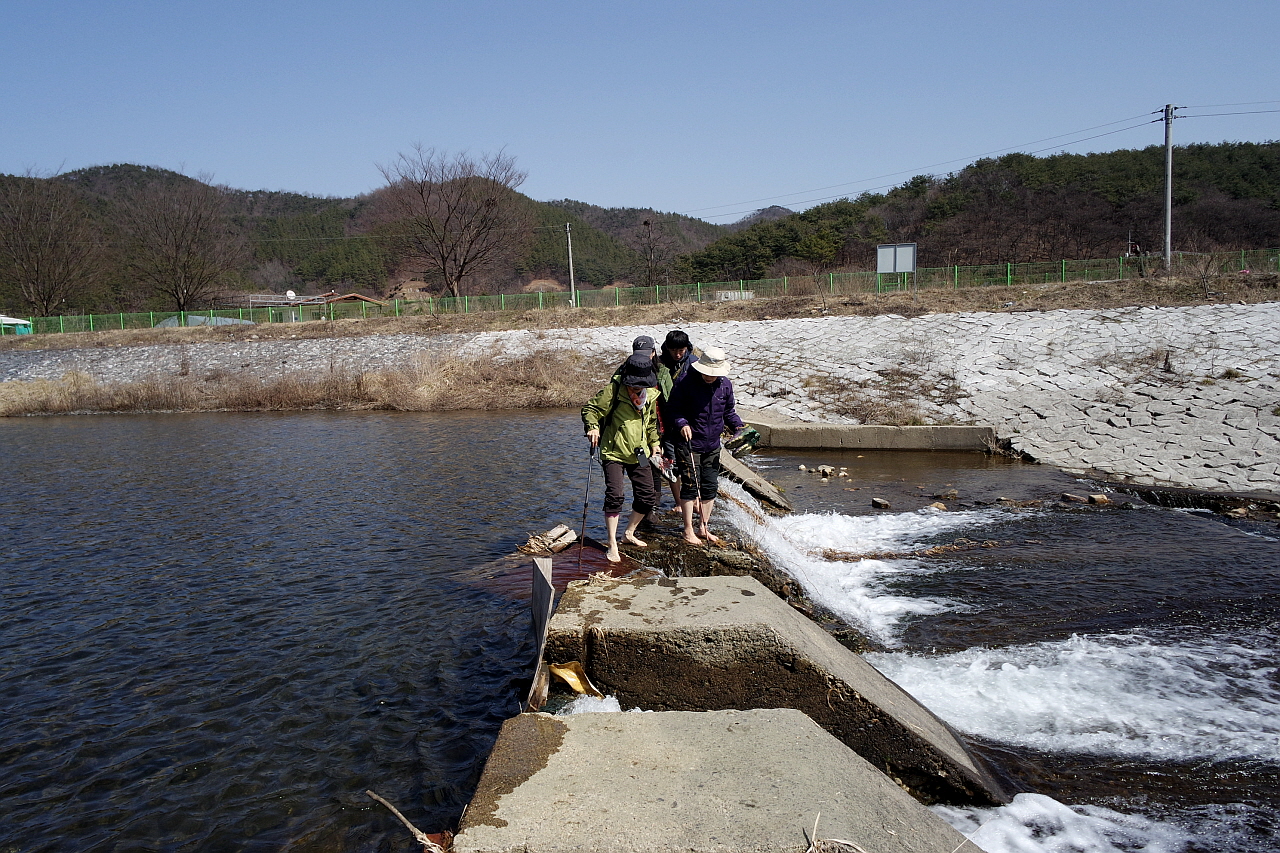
top-left (692, 346), bottom-right (731, 377)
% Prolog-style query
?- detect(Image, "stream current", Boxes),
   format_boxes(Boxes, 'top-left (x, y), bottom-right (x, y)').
top-left (1, 411), bottom-right (1276, 852)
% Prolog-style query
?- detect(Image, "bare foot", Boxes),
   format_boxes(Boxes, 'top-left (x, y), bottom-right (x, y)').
top-left (682, 532), bottom-right (704, 546)
top-left (605, 547), bottom-right (621, 562)
top-left (700, 529), bottom-right (724, 546)
top-left (623, 532), bottom-right (648, 548)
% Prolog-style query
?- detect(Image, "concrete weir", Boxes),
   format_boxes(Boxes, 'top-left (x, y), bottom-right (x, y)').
top-left (741, 409), bottom-right (998, 452)
top-left (454, 709), bottom-right (973, 853)
top-left (543, 575), bottom-right (1009, 808)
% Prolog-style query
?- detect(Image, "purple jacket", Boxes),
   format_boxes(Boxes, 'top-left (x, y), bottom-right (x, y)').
top-left (668, 372), bottom-right (745, 453)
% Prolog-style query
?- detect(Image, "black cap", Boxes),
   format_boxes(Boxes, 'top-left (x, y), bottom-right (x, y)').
top-left (619, 352), bottom-right (657, 388)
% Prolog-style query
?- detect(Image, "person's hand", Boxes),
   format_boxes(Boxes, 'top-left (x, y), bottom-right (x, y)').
top-left (680, 425), bottom-right (692, 441)
top-left (652, 444), bottom-right (662, 458)
top-left (587, 428), bottom-right (600, 448)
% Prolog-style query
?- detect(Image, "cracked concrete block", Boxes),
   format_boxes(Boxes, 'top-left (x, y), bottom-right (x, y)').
top-left (546, 575), bottom-right (1010, 807)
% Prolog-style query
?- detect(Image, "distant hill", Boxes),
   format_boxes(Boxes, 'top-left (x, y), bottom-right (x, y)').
top-left (60, 164), bottom-right (356, 217)
top-left (677, 141), bottom-right (1280, 282)
top-left (727, 205), bottom-right (794, 231)
top-left (542, 199), bottom-right (728, 254)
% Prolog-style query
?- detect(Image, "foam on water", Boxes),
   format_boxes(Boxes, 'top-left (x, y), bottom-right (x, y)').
top-left (558, 695), bottom-right (624, 714)
top-left (934, 795), bottom-right (1276, 853)
top-left (720, 482), bottom-right (1005, 645)
top-left (933, 793), bottom-right (1192, 853)
top-left (867, 631), bottom-right (1280, 762)
top-left (556, 695), bottom-right (650, 714)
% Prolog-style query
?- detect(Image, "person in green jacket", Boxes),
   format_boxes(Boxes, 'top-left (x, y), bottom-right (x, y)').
top-left (582, 352), bottom-right (663, 562)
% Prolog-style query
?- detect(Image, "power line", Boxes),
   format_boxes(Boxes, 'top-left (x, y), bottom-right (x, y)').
top-left (678, 111), bottom-right (1161, 217)
top-left (1180, 109), bottom-right (1280, 118)
top-left (694, 119), bottom-right (1165, 223)
top-left (1180, 99), bottom-right (1280, 108)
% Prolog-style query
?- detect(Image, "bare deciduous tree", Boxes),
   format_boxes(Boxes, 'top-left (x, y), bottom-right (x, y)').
top-left (0, 174), bottom-right (104, 315)
top-left (376, 146), bottom-right (532, 298)
top-left (123, 177), bottom-right (247, 312)
top-left (627, 218), bottom-right (679, 288)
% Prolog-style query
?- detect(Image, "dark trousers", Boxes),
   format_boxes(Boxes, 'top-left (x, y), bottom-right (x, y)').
top-left (602, 458), bottom-right (657, 515)
top-left (676, 446), bottom-right (720, 501)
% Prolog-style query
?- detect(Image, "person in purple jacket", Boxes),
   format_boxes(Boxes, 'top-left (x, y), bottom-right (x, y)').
top-left (667, 346), bottom-right (744, 546)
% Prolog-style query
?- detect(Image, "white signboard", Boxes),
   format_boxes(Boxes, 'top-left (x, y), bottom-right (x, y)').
top-left (877, 243), bottom-right (917, 274)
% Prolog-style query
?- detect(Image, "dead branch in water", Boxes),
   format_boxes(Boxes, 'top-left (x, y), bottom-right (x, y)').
top-left (365, 790), bottom-right (446, 853)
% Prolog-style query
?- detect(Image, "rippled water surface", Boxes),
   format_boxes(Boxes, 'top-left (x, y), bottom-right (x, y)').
top-left (1, 411), bottom-right (591, 852)
top-left (3, 415), bottom-right (1278, 853)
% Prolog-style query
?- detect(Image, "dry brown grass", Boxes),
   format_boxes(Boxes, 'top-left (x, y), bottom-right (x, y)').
top-left (2, 273), bottom-right (1275, 355)
top-left (802, 363), bottom-right (969, 426)
top-left (0, 350), bottom-right (609, 417)
top-left (803, 374), bottom-right (928, 426)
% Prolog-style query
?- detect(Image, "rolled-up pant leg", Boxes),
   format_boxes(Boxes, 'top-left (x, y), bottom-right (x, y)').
top-left (627, 459), bottom-right (657, 515)
top-left (603, 459), bottom-right (657, 516)
top-left (676, 446), bottom-right (720, 501)
top-left (602, 460), bottom-right (627, 515)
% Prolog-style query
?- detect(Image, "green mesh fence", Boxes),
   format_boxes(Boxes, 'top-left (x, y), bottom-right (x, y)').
top-left (4, 248), bottom-right (1277, 336)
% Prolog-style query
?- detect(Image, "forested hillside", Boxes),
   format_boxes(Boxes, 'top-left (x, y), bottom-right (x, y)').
top-left (679, 142), bottom-right (1280, 282)
top-left (542, 199), bottom-right (729, 252)
top-left (3, 141), bottom-right (1278, 316)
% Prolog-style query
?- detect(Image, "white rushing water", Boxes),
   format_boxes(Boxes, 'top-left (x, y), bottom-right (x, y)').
top-left (718, 482), bottom-right (1280, 853)
top-left (868, 631), bottom-right (1280, 763)
top-left (720, 481), bottom-right (1007, 646)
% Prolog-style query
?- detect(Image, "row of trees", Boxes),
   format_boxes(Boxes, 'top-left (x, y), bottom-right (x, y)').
top-left (0, 152), bottom-right (633, 315)
top-left (0, 171), bottom-right (247, 314)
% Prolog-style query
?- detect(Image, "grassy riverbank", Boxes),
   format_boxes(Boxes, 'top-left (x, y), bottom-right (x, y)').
top-left (0, 351), bottom-right (609, 416)
top-left (2, 272), bottom-right (1276, 417)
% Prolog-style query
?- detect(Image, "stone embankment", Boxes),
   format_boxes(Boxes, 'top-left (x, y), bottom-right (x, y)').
top-left (459, 302), bottom-right (1280, 497)
top-left (3, 302), bottom-right (1277, 496)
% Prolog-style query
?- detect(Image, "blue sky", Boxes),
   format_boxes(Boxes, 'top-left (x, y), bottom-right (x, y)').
top-left (2, 0), bottom-right (1277, 222)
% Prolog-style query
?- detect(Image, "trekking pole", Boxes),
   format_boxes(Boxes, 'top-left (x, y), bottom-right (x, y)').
top-left (577, 443), bottom-right (598, 573)
top-left (682, 439), bottom-right (705, 539)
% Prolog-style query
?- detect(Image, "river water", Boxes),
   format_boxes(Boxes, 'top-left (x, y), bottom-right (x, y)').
top-left (1, 411), bottom-right (1277, 852)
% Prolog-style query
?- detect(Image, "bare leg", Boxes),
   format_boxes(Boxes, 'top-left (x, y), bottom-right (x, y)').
top-left (622, 509), bottom-right (648, 547)
top-left (680, 499), bottom-right (703, 545)
top-left (604, 513), bottom-right (621, 562)
top-left (698, 498), bottom-right (723, 545)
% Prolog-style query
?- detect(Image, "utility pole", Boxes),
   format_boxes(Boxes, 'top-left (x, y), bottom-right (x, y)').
top-left (643, 219), bottom-right (654, 289)
top-left (1163, 103), bottom-right (1179, 271)
top-left (565, 223), bottom-right (576, 307)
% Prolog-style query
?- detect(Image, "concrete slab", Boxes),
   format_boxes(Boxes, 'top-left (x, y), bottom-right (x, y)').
top-left (740, 411), bottom-right (997, 452)
top-left (546, 576), bottom-right (1009, 806)
top-left (719, 450), bottom-right (793, 512)
top-left (454, 708), bottom-right (974, 853)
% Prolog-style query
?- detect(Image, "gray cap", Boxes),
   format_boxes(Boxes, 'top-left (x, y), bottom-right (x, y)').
top-left (632, 335), bottom-right (655, 353)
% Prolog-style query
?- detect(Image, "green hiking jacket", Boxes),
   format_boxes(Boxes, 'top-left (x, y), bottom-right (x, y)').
top-left (581, 380), bottom-right (661, 465)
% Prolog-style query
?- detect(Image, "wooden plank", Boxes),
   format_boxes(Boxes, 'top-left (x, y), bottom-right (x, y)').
top-left (525, 556), bottom-right (555, 711)
top-left (719, 452), bottom-right (793, 512)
